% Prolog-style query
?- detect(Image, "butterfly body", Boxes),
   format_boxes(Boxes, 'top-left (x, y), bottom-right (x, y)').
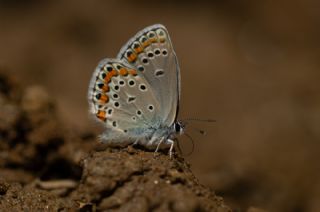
top-left (88, 24), bottom-right (182, 156)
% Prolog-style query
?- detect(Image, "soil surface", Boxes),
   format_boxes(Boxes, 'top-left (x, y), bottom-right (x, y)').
top-left (0, 70), bottom-right (231, 211)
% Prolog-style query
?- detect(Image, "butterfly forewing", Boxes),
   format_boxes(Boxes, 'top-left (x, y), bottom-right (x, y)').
top-left (117, 24), bottom-right (180, 127)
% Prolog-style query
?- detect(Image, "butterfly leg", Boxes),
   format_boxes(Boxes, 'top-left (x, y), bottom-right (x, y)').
top-left (167, 139), bottom-right (175, 158)
top-left (154, 137), bottom-right (165, 157)
top-left (133, 139), bottom-right (139, 146)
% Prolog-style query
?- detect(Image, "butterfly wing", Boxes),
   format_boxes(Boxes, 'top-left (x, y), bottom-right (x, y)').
top-left (88, 59), bottom-right (161, 143)
top-left (88, 24), bottom-right (180, 145)
top-left (117, 24), bottom-right (180, 127)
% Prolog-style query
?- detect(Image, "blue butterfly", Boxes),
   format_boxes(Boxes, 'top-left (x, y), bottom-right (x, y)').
top-left (88, 24), bottom-right (184, 157)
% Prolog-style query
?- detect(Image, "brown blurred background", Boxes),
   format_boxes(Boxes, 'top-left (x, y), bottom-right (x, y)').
top-left (1, 0), bottom-right (320, 211)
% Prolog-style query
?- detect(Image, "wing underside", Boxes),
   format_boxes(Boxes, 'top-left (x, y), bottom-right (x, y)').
top-left (88, 24), bottom-right (181, 143)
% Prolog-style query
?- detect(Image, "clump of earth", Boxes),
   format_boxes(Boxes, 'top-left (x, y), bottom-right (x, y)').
top-left (0, 70), bottom-right (231, 211)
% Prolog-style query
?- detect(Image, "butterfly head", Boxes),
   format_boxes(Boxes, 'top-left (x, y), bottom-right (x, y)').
top-left (174, 121), bottom-right (185, 135)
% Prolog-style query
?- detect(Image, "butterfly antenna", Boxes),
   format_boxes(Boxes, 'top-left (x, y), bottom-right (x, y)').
top-left (189, 125), bottom-right (207, 136)
top-left (183, 132), bottom-right (195, 156)
top-left (176, 139), bottom-right (183, 155)
top-left (183, 118), bottom-right (216, 123)
top-left (181, 118), bottom-right (216, 135)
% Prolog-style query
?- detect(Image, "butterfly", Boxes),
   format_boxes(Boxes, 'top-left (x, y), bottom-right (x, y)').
top-left (88, 24), bottom-right (184, 157)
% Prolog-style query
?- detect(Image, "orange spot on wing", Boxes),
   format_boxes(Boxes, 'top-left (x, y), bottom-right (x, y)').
top-left (119, 68), bottom-right (128, 76)
top-left (111, 69), bottom-right (118, 76)
top-left (105, 70), bottom-right (117, 83)
top-left (159, 37), bottom-right (166, 42)
top-left (96, 110), bottom-right (106, 121)
top-left (102, 85), bottom-right (109, 92)
top-left (142, 40), bottom-right (151, 48)
top-left (134, 46), bottom-right (143, 54)
top-left (104, 74), bottom-right (112, 83)
top-left (127, 53), bottom-right (137, 63)
top-left (129, 69), bottom-right (137, 76)
top-left (100, 94), bottom-right (109, 103)
top-left (150, 37), bottom-right (157, 43)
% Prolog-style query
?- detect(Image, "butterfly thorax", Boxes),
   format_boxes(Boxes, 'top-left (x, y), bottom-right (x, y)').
top-left (140, 121), bottom-right (182, 149)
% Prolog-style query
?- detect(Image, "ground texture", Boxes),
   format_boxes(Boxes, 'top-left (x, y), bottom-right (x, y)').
top-left (0, 71), bottom-right (231, 211)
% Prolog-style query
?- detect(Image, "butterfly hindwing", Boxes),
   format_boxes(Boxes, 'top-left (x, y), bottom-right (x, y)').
top-left (88, 58), bottom-right (160, 139)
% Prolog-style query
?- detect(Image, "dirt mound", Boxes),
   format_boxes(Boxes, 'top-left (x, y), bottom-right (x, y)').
top-left (0, 70), bottom-right (231, 211)
top-left (72, 147), bottom-right (230, 211)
